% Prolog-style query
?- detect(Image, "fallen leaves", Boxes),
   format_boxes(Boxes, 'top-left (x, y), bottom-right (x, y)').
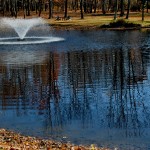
top-left (0, 129), bottom-right (110, 150)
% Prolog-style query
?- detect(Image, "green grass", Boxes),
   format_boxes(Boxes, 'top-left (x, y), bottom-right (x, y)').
top-left (45, 12), bottom-right (150, 29)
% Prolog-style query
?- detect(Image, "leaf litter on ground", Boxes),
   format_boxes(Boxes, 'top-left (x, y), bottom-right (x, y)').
top-left (0, 129), bottom-right (110, 150)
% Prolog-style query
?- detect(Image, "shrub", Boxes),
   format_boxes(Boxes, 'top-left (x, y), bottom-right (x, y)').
top-left (109, 19), bottom-right (126, 27)
top-left (101, 19), bottom-right (141, 28)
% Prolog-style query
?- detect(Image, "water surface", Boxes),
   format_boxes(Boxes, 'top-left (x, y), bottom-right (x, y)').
top-left (0, 30), bottom-right (150, 150)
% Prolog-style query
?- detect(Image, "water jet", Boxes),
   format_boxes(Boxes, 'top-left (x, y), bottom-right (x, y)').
top-left (0, 18), bottom-right (64, 45)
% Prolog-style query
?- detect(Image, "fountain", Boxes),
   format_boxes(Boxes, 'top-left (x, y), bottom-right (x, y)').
top-left (0, 18), bottom-right (64, 45)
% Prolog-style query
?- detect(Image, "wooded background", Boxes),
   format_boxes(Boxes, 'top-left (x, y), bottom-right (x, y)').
top-left (0, 0), bottom-right (149, 20)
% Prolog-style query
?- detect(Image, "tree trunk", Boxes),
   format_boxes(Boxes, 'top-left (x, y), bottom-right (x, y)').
top-left (36, 2), bottom-right (38, 14)
top-left (108, 0), bottom-right (111, 11)
top-left (83, 0), bottom-right (87, 13)
top-left (142, 0), bottom-right (145, 21)
top-left (147, 0), bottom-right (148, 13)
top-left (23, 0), bottom-right (26, 18)
top-left (126, 0), bottom-right (130, 19)
top-left (64, 0), bottom-right (68, 18)
top-left (15, 0), bottom-right (18, 18)
top-left (102, 0), bottom-right (106, 14)
top-left (2, 0), bottom-right (5, 16)
top-left (10, 1), bottom-right (12, 16)
top-left (80, 0), bottom-right (84, 19)
top-left (114, 0), bottom-right (118, 20)
top-left (26, 0), bottom-right (30, 16)
top-left (75, 0), bottom-right (78, 12)
top-left (94, 0), bottom-right (96, 13)
top-left (120, 0), bottom-right (124, 16)
top-left (6, 0), bottom-right (10, 12)
top-left (39, 0), bottom-right (42, 17)
top-left (49, 0), bottom-right (53, 19)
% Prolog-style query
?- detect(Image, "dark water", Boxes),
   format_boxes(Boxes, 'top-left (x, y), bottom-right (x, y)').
top-left (0, 30), bottom-right (150, 150)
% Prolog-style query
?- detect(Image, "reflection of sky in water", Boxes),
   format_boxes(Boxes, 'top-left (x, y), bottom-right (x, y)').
top-left (0, 50), bottom-right (48, 66)
top-left (0, 30), bottom-right (150, 150)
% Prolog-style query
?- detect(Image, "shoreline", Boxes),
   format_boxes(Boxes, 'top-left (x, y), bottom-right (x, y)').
top-left (51, 26), bottom-right (150, 31)
top-left (48, 23), bottom-right (150, 31)
top-left (44, 16), bottom-right (150, 31)
top-left (0, 128), bottom-right (109, 150)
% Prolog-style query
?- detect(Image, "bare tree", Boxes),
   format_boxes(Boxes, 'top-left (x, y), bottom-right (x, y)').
top-left (64, 0), bottom-right (68, 18)
top-left (102, 0), bottom-right (106, 14)
top-left (126, 0), bottom-right (130, 19)
top-left (49, 0), bottom-right (53, 18)
top-left (114, 0), bottom-right (118, 20)
top-left (80, 0), bottom-right (84, 19)
top-left (26, 0), bottom-right (30, 16)
top-left (37, 0), bottom-right (43, 17)
top-left (120, 0), bottom-right (124, 16)
top-left (142, 0), bottom-right (145, 21)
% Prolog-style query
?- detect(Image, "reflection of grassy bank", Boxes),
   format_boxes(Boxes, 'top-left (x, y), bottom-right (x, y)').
top-left (0, 129), bottom-right (109, 150)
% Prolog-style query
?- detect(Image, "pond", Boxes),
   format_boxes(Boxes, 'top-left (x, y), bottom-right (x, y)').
top-left (0, 30), bottom-right (150, 150)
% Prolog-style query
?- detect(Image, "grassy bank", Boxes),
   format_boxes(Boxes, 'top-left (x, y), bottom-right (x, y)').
top-left (44, 12), bottom-right (150, 30)
top-left (1, 11), bottom-right (150, 30)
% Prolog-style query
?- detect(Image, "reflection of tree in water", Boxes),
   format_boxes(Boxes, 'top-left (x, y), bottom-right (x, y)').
top-left (0, 47), bottom-right (150, 138)
top-left (0, 52), bottom-right (61, 122)
top-left (63, 51), bottom-right (94, 125)
top-left (107, 47), bottom-right (150, 137)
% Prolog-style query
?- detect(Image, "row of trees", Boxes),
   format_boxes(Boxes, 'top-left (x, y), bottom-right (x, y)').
top-left (0, 0), bottom-right (149, 20)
